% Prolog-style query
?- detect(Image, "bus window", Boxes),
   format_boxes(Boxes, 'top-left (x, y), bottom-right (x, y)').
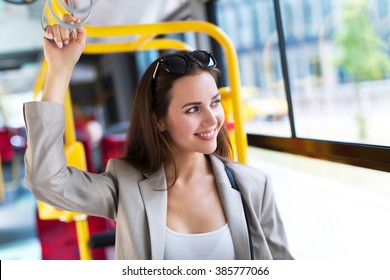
top-left (216, 0), bottom-right (291, 137)
top-left (216, 0), bottom-right (390, 147)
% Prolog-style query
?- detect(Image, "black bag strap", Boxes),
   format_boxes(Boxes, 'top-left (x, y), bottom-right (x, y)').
top-left (224, 165), bottom-right (254, 260)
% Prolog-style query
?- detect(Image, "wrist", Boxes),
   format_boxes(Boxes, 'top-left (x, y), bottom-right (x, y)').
top-left (41, 70), bottom-right (73, 104)
top-left (47, 65), bottom-right (74, 77)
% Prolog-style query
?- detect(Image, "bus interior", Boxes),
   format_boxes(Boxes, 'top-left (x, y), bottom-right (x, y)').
top-left (0, 0), bottom-right (389, 260)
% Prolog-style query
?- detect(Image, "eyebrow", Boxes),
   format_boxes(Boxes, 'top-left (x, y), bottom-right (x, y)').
top-left (181, 93), bottom-right (221, 109)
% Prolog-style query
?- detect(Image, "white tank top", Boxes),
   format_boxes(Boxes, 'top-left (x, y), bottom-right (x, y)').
top-left (163, 224), bottom-right (236, 260)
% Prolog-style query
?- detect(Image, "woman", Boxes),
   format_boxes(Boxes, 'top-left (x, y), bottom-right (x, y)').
top-left (24, 15), bottom-right (293, 260)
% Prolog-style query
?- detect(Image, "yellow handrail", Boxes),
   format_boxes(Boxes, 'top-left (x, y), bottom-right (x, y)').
top-left (83, 38), bottom-right (192, 54)
top-left (132, 34), bottom-right (157, 49)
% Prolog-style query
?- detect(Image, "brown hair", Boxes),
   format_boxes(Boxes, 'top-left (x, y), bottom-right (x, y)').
top-left (122, 50), bottom-right (232, 179)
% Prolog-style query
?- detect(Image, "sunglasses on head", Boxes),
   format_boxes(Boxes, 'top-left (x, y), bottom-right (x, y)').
top-left (152, 50), bottom-right (217, 81)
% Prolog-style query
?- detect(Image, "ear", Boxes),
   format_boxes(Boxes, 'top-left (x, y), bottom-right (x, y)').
top-left (156, 119), bottom-right (166, 132)
top-left (154, 115), bottom-right (166, 132)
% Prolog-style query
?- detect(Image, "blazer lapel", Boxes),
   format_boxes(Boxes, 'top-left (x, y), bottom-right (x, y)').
top-left (138, 166), bottom-right (167, 260)
top-left (209, 155), bottom-right (251, 259)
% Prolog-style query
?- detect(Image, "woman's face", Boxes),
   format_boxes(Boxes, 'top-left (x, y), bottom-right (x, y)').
top-left (158, 71), bottom-right (225, 157)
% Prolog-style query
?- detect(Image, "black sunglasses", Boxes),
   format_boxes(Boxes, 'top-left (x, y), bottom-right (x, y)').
top-left (152, 50), bottom-right (217, 81)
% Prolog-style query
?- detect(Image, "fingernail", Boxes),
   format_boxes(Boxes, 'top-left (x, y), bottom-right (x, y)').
top-left (64, 40), bottom-right (69, 46)
top-left (57, 41), bottom-right (63, 48)
top-left (45, 32), bottom-right (53, 40)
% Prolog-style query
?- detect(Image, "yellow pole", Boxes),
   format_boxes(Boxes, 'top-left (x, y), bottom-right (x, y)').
top-left (64, 88), bottom-right (76, 144)
top-left (220, 87), bottom-right (237, 160)
top-left (75, 215), bottom-right (91, 260)
top-left (33, 59), bottom-right (48, 100)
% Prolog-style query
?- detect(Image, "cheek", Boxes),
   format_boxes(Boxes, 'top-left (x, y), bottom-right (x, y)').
top-left (166, 116), bottom-right (194, 136)
top-left (216, 107), bottom-right (225, 127)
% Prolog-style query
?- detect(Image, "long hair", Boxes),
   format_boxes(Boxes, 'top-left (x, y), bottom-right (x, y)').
top-left (122, 50), bottom-right (232, 179)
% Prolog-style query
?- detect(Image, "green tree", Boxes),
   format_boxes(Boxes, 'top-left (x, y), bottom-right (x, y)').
top-left (334, 0), bottom-right (390, 139)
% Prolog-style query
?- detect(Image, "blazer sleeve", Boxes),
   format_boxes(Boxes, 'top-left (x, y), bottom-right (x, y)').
top-left (260, 173), bottom-right (294, 259)
top-left (23, 101), bottom-right (118, 220)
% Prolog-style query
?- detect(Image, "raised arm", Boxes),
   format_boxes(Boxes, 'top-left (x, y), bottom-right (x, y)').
top-left (41, 14), bottom-right (86, 104)
top-left (24, 16), bottom-right (118, 220)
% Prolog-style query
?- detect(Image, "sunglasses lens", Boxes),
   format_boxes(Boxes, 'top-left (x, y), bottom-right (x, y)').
top-left (163, 56), bottom-right (189, 74)
top-left (192, 51), bottom-right (217, 67)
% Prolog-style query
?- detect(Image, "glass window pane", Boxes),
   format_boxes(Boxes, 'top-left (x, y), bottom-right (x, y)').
top-left (281, 0), bottom-right (390, 146)
top-left (0, 2), bottom-right (42, 54)
top-left (248, 146), bottom-right (390, 259)
top-left (216, 0), bottom-right (291, 137)
top-left (0, 64), bottom-right (37, 127)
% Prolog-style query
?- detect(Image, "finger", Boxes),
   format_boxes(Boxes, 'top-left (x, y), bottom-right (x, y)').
top-left (70, 22), bottom-right (77, 41)
top-left (63, 14), bottom-right (79, 41)
top-left (42, 35), bottom-right (53, 49)
top-left (43, 25), bottom-right (54, 41)
top-left (51, 24), bottom-right (64, 49)
top-left (74, 19), bottom-right (87, 46)
top-left (63, 14), bottom-right (77, 24)
top-left (75, 26), bottom-right (87, 46)
top-left (59, 25), bottom-right (70, 46)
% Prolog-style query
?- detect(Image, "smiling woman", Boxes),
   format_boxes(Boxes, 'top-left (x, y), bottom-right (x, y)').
top-left (21, 13), bottom-right (294, 260)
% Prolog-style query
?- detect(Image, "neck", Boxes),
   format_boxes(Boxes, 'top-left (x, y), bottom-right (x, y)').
top-left (164, 153), bottom-right (213, 186)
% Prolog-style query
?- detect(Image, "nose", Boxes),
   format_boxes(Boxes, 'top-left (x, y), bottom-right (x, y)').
top-left (202, 107), bottom-right (218, 127)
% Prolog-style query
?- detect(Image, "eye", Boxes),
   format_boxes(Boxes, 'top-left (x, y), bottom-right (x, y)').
top-left (211, 99), bottom-right (221, 107)
top-left (186, 106), bottom-right (199, 114)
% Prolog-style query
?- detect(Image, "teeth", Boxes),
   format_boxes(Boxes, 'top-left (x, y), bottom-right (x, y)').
top-left (197, 129), bottom-right (215, 137)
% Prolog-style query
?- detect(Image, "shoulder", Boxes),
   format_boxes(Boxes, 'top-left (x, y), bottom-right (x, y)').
top-left (105, 158), bottom-right (164, 183)
top-left (214, 155), bottom-right (274, 213)
top-left (228, 160), bottom-right (269, 196)
top-left (212, 154), bottom-right (269, 189)
top-left (106, 158), bottom-right (142, 175)
top-left (229, 160), bottom-right (267, 179)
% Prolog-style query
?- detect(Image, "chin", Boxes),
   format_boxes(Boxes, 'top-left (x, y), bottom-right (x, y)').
top-left (200, 144), bottom-right (218, 155)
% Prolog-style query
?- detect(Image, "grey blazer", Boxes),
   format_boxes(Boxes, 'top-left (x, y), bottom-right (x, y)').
top-left (24, 101), bottom-right (293, 260)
